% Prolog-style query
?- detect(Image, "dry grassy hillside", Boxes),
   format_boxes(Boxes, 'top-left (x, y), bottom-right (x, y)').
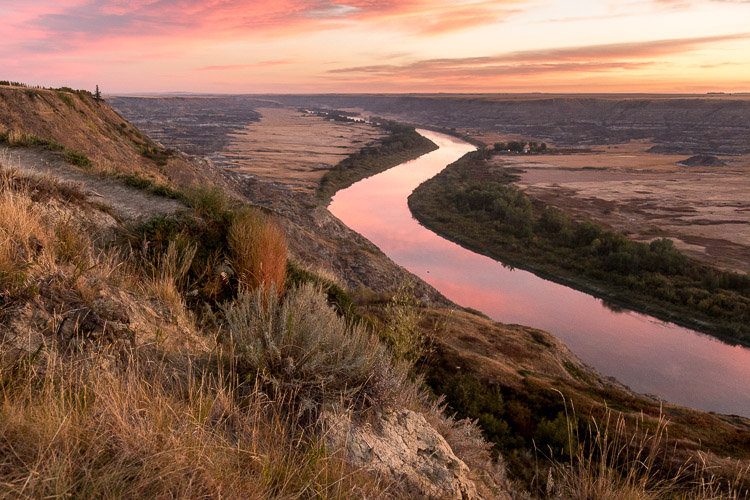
top-left (2, 84), bottom-right (748, 499)
top-left (0, 85), bottom-right (231, 190)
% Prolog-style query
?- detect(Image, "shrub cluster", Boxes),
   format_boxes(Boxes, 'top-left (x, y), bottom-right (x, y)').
top-left (138, 145), bottom-right (174, 166)
top-left (129, 191), bottom-right (287, 308)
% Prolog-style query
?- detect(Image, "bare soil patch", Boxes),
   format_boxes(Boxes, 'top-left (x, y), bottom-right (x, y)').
top-left (0, 146), bottom-right (184, 220)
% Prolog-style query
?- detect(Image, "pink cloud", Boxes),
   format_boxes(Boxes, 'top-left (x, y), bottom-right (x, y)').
top-left (328, 32), bottom-right (750, 79)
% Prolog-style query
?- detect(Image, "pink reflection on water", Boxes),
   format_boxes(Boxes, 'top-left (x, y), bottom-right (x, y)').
top-left (329, 129), bottom-right (750, 417)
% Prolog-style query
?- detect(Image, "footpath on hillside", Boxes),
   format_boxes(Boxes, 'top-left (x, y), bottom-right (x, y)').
top-left (0, 146), bottom-right (184, 220)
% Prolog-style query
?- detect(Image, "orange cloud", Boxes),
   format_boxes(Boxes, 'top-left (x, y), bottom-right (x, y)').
top-left (3, 0), bottom-right (748, 93)
top-left (328, 32), bottom-right (750, 80)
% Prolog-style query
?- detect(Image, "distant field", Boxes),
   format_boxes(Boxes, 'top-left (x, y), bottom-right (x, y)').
top-left (110, 93), bottom-right (750, 273)
top-left (223, 107), bottom-right (384, 193)
top-left (499, 143), bottom-right (750, 274)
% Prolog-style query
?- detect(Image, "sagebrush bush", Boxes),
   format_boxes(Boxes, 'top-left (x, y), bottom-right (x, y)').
top-left (184, 185), bottom-right (233, 218)
top-left (228, 207), bottom-right (287, 297)
top-left (382, 282), bottom-right (432, 365)
top-left (224, 283), bottom-right (399, 414)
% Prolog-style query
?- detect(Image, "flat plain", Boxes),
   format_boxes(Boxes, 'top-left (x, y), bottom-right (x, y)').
top-left (222, 107), bottom-right (384, 193)
top-left (492, 142), bottom-right (750, 274)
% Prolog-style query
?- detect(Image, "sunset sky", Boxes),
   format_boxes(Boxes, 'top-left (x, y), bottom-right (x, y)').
top-left (2, 0), bottom-right (749, 93)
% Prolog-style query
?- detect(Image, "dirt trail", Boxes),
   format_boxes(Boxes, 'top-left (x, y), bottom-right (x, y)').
top-left (1, 146), bottom-right (184, 220)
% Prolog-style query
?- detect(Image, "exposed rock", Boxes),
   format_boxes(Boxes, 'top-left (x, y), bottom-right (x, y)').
top-left (57, 297), bottom-right (132, 349)
top-left (677, 155), bottom-right (727, 167)
top-left (325, 409), bottom-right (481, 499)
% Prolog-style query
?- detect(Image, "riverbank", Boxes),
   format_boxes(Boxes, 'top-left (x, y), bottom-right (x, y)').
top-left (408, 149), bottom-right (750, 346)
top-left (328, 129), bottom-right (750, 492)
top-left (317, 120), bottom-right (438, 202)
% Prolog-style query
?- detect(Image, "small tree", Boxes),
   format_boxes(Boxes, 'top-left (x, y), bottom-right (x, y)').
top-left (94, 85), bottom-right (102, 101)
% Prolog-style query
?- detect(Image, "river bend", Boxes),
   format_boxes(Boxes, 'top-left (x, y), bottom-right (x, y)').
top-left (329, 129), bottom-right (750, 417)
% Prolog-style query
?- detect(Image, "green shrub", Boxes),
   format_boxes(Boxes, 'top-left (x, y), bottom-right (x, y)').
top-left (55, 91), bottom-right (75, 109)
top-left (183, 185), bottom-right (232, 218)
top-left (381, 282), bottom-right (432, 365)
top-left (64, 150), bottom-right (91, 167)
top-left (128, 213), bottom-right (233, 304)
top-left (138, 145), bottom-right (174, 166)
top-left (121, 173), bottom-right (180, 199)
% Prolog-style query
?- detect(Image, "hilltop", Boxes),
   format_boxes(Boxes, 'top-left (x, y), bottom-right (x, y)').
top-left (0, 85), bottom-right (233, 191)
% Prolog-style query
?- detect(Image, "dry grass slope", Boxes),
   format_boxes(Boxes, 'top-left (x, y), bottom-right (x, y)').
top-left (0, 161), bottom-right (506, 498)
top-left (0, 164), bottom-right (392, 498)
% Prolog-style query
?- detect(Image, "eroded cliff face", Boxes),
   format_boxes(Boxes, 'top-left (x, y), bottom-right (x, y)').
top-left (325, 409), bottom-right (499, 500)
top-left (272, 94), bottom-right (750, 154)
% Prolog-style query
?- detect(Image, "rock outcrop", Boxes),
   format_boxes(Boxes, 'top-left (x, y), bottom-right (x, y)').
top-left (677, 155), bottom-right (727, 167)
top-left (325, 409), bottom-right (481, 499)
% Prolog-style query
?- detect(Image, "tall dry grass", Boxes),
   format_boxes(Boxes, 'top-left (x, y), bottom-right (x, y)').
top-left (0, 165), bottom-right (397, 498)
top-left (539, 401), bottom-right (749, 500)
top-left (146, 238), bottom-right (197, 320)
top-left (228, 207), bottom-right (287, 298)
top-left (0, 345), bottom-right (393, 498)
top-left (0, 167), bottom-right (53, 300)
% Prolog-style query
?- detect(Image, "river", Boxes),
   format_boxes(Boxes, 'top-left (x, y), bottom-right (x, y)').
top-left (328, 129), bottom-right (750, 417)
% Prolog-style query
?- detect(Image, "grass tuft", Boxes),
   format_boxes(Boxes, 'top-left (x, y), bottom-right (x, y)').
top-left (228, 207), bottom-right (287, 297)
top-left (538, 401), bottom-right (750, 499)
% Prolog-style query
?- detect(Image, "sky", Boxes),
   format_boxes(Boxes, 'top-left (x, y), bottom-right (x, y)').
top-left (1, 0), bottom-right (749, 93)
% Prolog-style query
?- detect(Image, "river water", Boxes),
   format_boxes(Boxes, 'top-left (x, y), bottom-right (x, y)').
top-left (329, 129), bottom-right (750, 417)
